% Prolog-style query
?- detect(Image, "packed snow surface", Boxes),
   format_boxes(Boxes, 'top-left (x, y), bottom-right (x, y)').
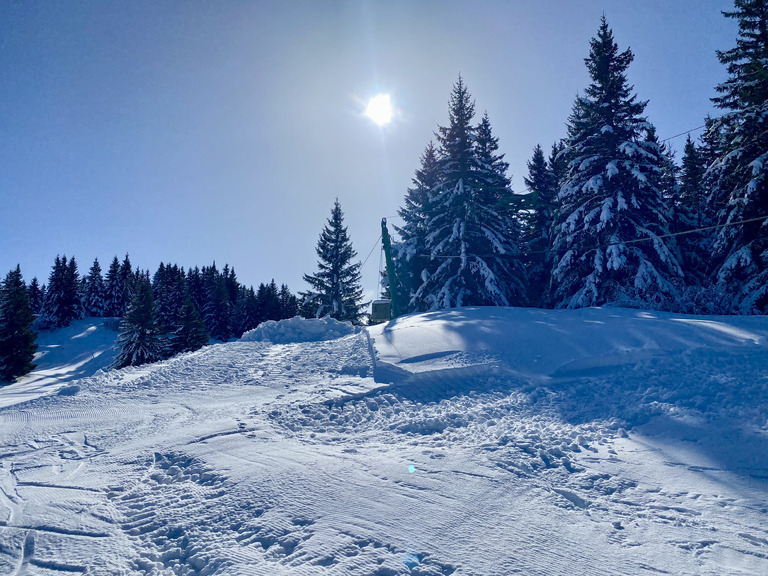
top-left (1, 307), bottom-right (767, 574)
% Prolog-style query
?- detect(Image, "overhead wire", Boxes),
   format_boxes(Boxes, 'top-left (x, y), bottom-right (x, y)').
top-left (410, 215), bottom-right (768, 259)
top-left (660, 123), bottom-right (708, 143)
top-left (360, 234), bottom-right (382, 268)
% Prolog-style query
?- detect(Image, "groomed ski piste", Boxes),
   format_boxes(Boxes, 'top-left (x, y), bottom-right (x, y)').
top-left (1, 307), bottom-right (767, 575)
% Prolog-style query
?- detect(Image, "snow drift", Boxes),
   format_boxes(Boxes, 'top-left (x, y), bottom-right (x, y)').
top-left (240, 315), bottom-right (360, 344)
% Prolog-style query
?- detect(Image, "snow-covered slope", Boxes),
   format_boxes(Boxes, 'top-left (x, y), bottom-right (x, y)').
top-left (0, 318), bottom-right (119, 409)
top-left (0, 307), bottom-right (767, 575)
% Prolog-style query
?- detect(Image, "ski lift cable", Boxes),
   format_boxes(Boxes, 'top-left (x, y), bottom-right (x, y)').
top-left (659, 102), bottom-right (768, 143)
top-left (361, 234), bottom-right (382, 268)
top-left (660, 124), bottom-right (708, 143)
top-left (411, 214), bottom-right (768, 259)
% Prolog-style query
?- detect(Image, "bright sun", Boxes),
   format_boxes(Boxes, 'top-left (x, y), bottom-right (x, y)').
top-left (365, 94), bottom-right (393, 126)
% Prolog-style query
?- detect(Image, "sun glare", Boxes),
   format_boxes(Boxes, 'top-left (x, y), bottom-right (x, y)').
top-left (365, 94), bottom-right (393, 126)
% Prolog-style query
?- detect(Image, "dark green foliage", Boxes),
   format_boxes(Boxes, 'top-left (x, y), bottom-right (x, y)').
top-left (152, 263), bottom-right (187, 335)
top-left (278, 284), bottom-right (299, 318)
top-left (84, 258), bottom-right (106, 317)
top-left (201, 263), bottom-right (231, 341)
top-left (113, 276), bottom-right (163, 369)
top-left (120, 254), bottom-right (134, 314)
top-left (301, 199), bottom-right (367, 324)
top-left (675, 136), bottom-right (712, 284)
top-left (256, 280), bottom-right (281, 325)
top-left (27, 277), bottom-right (43, 315)
top-left (0, 266), bottom-right (38, 382)
top-left (104, 256), bottom-right (125, 317)
top-left (232, 286), bottom-right (259, 338)
top-left (39, 255), bottom-right (84, 329)
top-left (522, 144), bottom-right (560, 306)
top-left (173, 297), bottom-right (209, 354)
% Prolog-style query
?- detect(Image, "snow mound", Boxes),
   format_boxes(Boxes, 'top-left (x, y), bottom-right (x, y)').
top-left (240, 316), bottom-right (360, 344)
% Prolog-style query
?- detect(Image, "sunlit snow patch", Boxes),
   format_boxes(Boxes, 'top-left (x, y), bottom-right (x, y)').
top-left (240, 316), bottom-right (360, 344)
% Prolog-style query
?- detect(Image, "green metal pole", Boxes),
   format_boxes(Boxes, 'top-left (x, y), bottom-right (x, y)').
top-left (380, 218), bottom-right (400, 319)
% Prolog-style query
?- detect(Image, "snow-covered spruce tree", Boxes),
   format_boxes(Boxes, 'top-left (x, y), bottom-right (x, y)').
top-left (0, 266), bottom-right (37, 382)
top-left (113, 277), bottom-right (163, 368)
top-left (394, 140), bottom-right (441, 309)
top-left (104, 256), bottom-right (124, 317)
top-left (84, 258), bottom-right (106, 317)
top-left (706, 0), bottom-right (768, 313)
top-left (413, 79), bottom-right (526, 310)
top-left (549, 18), bottom-right (683, 310)
top-left (522, 144), bottom-right (560, 307)
top-left (301, 199), bottom-right (366, 324)
top-left (38, 255), bottom-right (84, 328)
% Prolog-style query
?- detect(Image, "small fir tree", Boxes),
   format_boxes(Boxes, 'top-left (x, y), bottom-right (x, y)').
top-left (0, 266), bottom-right (38, 382)
top-left (301, 199), bottom-right (367, 324)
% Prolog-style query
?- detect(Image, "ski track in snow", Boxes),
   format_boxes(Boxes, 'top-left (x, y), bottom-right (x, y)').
top-left (0, 308), bottom-right (767, 574)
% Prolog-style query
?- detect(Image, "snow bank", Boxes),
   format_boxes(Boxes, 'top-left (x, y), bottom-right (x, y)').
top-left (240, 316), bottom-right (360, 344)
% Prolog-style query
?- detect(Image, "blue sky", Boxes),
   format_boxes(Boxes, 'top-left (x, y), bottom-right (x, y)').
top-left (0, 0), bottom-right (736, 300)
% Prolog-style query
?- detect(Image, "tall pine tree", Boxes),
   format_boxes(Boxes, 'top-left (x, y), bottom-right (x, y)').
top-left (301, 199), bottom-right (366, 324)
top-left (707, 0), bottom-right (768, 313)
top-left (550, 18), bottom-right (683, 309)
top-left (0, 266), bottom-right (37, 382)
